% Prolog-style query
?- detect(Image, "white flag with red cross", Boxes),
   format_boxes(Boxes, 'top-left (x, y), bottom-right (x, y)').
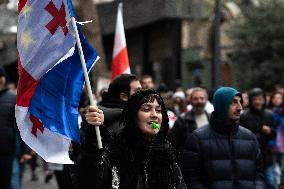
top-left (16, 0), bottom-right (98, 164)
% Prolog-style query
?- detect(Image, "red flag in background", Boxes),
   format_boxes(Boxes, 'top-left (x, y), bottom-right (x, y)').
top-left (111, 3), bottom-right (130, 79)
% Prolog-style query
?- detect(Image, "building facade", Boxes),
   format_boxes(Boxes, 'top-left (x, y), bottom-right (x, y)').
top-left (0, 0), bottom-right (254, 90)
top-left (97, 0), bottom-right (244, 90)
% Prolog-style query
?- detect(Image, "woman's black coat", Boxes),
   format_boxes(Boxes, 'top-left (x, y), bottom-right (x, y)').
top-left (74, 120), bottom-right (187, 189)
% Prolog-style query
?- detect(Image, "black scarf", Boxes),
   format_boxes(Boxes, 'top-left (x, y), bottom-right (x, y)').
top-left (116, 132), bottom-right (178, 189)
top-left (133, 136), bottom-right (177, 189)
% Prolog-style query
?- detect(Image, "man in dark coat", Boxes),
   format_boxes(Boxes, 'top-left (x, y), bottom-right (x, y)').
top-left (97, 74), bottom-right (142, 136)
top-left (0, 67), bottom-right (31, 189)
top-left (170, 87), bottom-right (210, 162)
top-left (182, 87), bottom-right (264, 189)
top-left (239, 88), bottom-right (277, 189)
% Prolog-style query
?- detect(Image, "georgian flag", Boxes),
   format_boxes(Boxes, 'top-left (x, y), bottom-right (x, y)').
top-left (16, 0), bottom-right (98, 164)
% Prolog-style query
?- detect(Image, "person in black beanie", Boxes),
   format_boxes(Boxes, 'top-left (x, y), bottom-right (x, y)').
top-left (240, 88), bottom-right (277, 189)
top-left (182, 87), bottom-right (264, 189)
top-left (75, 89), bottom-right (187, 189)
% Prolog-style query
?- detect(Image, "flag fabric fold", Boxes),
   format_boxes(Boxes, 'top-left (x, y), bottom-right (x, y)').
top-left (16, 0), bottom-right (98, 164)
top-left (111, 3), bottom-right (130, 79)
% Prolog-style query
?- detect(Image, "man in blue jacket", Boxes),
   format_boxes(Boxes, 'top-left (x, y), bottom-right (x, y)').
top-left (182, 87), bottom-right (264, 189)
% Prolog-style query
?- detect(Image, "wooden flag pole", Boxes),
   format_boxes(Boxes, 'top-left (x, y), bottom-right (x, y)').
top-left (71, 17), bottom-right (103, 149)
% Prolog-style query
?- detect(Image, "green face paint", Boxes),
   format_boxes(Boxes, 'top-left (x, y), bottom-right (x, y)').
top-left (151, 122), bottom-right (160, 129)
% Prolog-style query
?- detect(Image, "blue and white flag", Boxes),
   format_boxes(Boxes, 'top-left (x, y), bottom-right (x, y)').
top-left (16, 0), bottom-right (98, 164)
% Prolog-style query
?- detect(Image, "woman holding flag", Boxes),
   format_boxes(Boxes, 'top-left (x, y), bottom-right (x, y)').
top-left (75, 89), bottom-right (187, 189)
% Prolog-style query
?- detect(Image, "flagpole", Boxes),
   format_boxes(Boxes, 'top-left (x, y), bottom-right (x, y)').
top-left (71, 17), bottom-right (103, 149)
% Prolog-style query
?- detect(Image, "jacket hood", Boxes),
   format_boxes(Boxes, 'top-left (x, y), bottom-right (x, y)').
top-left (212, 87), bottom-right (242, 121)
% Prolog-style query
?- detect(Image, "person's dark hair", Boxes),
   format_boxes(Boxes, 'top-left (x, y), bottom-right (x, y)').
top-left (108, 74), bottom-right (138, 98)
top-left (100, 74), bottom-right (138, 108)
top-left (120, 89), bottom-right (169, 148)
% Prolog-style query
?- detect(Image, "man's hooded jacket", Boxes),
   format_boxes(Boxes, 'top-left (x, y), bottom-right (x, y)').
top-left (182, 87), bottom-right (264, 189)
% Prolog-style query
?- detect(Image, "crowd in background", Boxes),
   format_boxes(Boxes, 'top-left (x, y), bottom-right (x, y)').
top-left (2, 67), bottom-right (284, 189)
top-left (74, 74), bottom-right (284, 189)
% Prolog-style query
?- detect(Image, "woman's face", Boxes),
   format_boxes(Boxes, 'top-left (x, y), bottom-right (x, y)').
top-left (272, 93), bottom-right (283, 107)
top-left (137, 99), bottom-right (163, 136)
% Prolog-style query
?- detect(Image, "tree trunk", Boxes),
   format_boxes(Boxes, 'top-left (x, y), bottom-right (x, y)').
top-left (73, 0), bottom-right (109, 90)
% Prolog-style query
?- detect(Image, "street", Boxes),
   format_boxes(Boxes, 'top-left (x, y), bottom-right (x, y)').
top-left (22, 162), bottom-right (58, 189)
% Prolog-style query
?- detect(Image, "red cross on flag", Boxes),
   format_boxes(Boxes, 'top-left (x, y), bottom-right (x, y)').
top-left (45, 1), bottom-right (69, 36)
top-left (16, 0), bottom-right (99, 164)
top-left (111, 3), bottom-right (130, 79)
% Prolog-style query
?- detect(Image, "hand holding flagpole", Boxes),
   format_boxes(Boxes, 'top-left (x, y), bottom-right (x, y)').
top-left (71, 17), bottom-right (103, 149)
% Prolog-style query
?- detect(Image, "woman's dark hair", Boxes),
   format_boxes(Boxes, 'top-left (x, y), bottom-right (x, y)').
top-left (120, 89), bottom-right (169, 148)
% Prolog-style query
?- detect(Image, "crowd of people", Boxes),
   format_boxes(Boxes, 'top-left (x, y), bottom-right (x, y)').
top-left (2, 67), bottom-right (284, 189)
top-left (73, 73), bottom-right (284, 189)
